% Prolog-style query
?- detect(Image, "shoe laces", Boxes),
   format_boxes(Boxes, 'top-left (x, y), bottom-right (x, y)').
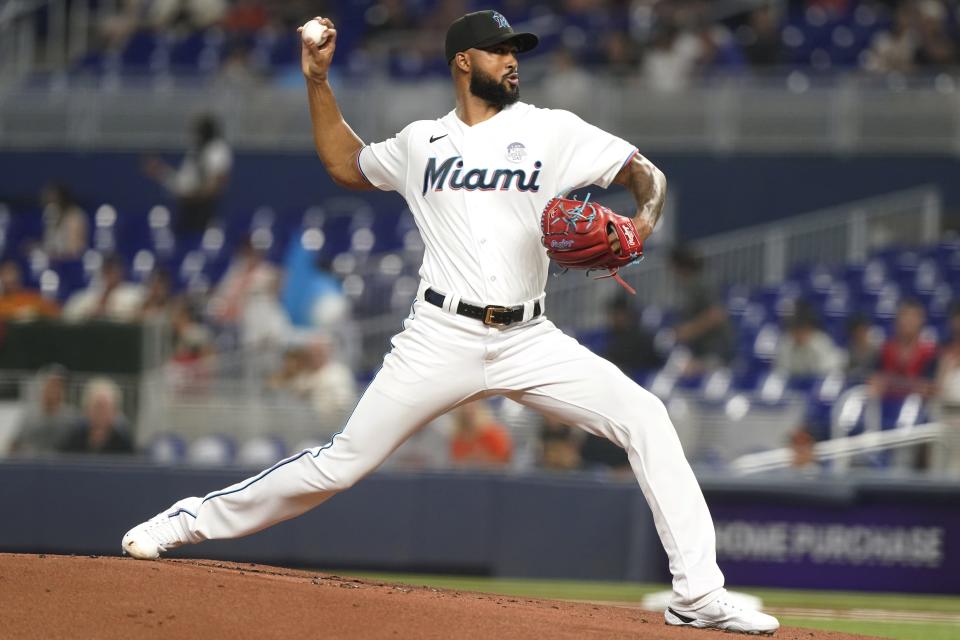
top-left (141, 513), bottom-right (180, 548)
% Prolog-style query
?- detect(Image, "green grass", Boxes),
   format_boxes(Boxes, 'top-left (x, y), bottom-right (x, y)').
top-left (346, 572), bottom-right (960, 639)
top-left (778, 617), bottom-right (959, 640)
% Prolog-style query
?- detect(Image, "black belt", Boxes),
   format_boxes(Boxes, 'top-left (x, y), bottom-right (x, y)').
top-left (424, 288), bottom-right (542, 327)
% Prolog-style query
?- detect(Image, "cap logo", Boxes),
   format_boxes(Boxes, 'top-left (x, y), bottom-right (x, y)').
top-left (491, 12), bottom-right (510, 29)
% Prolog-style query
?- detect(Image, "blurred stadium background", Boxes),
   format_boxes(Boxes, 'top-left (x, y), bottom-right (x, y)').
top-left (2, 0), bottom-right (960, 637)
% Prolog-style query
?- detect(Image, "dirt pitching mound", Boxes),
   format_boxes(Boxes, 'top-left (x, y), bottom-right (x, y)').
top-left (1, 553), bottom-right (876, 639)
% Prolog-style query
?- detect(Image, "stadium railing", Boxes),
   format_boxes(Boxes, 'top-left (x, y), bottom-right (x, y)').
top-left (4, 76), bottom-right (960, 154)
top-left (730, 421), bottom-right (944, 476)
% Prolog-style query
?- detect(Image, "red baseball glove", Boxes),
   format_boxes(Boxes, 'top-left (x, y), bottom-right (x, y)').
top-left (540, 195), bottom-right (644, 294)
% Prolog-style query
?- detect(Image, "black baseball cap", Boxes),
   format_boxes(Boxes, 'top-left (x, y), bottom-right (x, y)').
top-left (445, 10), bottom-right (539, 63)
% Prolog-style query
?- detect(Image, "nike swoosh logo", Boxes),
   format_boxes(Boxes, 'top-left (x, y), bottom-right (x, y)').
top-left (429, 134), bottom-right (448, 143)
top-left (667, 608), bottom-right (697, 624)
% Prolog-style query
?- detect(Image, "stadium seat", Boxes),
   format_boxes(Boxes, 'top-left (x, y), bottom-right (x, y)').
top-left (237, 436), bottom-right (287, 468)
top-left (146, 433), bottom-right (188, 465)
top-left (187, 434), bottom-right (237, 466)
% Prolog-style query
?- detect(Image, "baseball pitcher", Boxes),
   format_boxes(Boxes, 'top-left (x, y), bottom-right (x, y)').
top-left (123, 11), bottom-right (778, 635)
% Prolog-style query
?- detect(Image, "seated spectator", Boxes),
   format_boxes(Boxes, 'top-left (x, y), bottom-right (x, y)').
top-left (741, 5), bottom-right (783, 67)
top-left (604, 295), bottom-right (663, 376)
top-left (12, 365), bottom-right (79, 454)
top-left (580, 433), bottom-right (631, 474)
top-left (774, 302), bottom-right (842, 378)
top-left (138, 268), bottom-right (174, 321)
top-left (59, 378), bottom-right (134, 454)
top-left (870, 299), bottom-right (938, 399)
top-left (450, 400), bottom-right (512, 468)
top-left (209, 236), bottom-right (289, 345)
top-left (299, 336), bottom-right (357, 428)
top-left (170, 296), bottom-right (214, 364)
top-left (936, 303), bottom-right (960, 405)
top-left (539, 415), bottom-right (581, 471)
top-left (789, 429), bottom-right (817, 470)
top-left (0, 260), bottom-right (59, 320)
top-left (863, 3), bottom-right (917, 73)
top-left (40, 183), bottom-right (88, 260)
top-left (146, 0), bottom-right (227, 32)
top-left (643, 25), bottom-right (701, 93)
top-left (845, 314), bottom-right (880, 382)
top-left (669, 245), bottom-right (734, 371)
top-left (914, 0), bottom-right (956, 69)
top-left (934, 303), bottom-right (960, 476)
top-left (266, 346), bottom-right (308, 395)
top-left (542, 50), bottom-right (591, 112)
top-left (63, 254), bottom-right (144, 322)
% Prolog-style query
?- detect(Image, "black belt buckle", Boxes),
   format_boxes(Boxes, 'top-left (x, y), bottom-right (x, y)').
top-left (483, 305), bottom-right (512, 326)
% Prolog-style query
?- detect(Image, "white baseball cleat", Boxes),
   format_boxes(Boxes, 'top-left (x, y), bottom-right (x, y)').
top-left (665, 597), bottom-right (780, 635)
top-left (121, 500), bottom-right (195, 560)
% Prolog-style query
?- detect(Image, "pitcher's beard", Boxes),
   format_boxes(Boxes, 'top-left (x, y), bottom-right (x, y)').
top-left (469, 69), bottom-right (519, 107)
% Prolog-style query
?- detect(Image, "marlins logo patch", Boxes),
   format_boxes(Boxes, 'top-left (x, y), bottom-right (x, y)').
top-left (491, 12), bottom-right (510, 28)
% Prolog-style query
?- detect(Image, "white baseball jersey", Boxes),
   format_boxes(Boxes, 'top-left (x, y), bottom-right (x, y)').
top-left (133, 101), bottom-right (726, 613)
top-left (358, 102), bottom-right (637, 305)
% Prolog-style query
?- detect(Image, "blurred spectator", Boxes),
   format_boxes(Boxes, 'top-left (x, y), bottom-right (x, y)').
top-left (580, 433), bottom-right (631, 474)
top-left (216, 45), bottom-right (263, 89)
top-left (694, 22), bottom-right (745, 75)
top-left (59, 378), bottom-right (134, 454)
top-left (0, 260), bottom-right (59, 320)
top-left (170, 296), bottom-right (214, 364)
top-left (936, 303), bottom-right (960, 405)
top-left (599, 31), bottom-right (640, 77)
top-left (863, 3), bottom-right (917, 73)
top-left (789, 428), bottom-right (817, 470)
top-left (299, 336), bottom-right (357, 428)
top-left (99, 0), bottom-right (143, 51)
top-left (604, 295), bottom-right (663, 375)
top-left (539, 415), bottom-right (581, 471)
top-left (450, 400), bottom-right (512, 467)
top-left (643, 25), bottom-right (701, 92)
top-left (364, 0), bottom-right (416, 35)
top-left (266, 346), bottom-right (308, 394)
top-left (931, 303), bottom-right (960, 475)
top-left (40, 183), bottom-right (88, 260)
top-left (870, 299), bottom-right (937, 398)
top-left (138, 268), bottom-right (174, 321)
top-left (166, 296), bottom-right (215, 393)
top-left (62, 254), bottom-right (144, 322)
top-left (209, 236), bottom-right (289, 345)
top-left (12, 365), bottom-right (79, 454)
top-left (739, 6), bottom-right (783, 67)
top-left (223, 0), bottom-right (268, 35)
top-left (669, 245), bottom-right (734, 371)
top-left (143, 114), bottom-right (233, 238)
top-left (844, 314), bottom-right (880, 382)
top-left (146, 0), bottom-right (226, 31)
top-left (542, 50), bottom-right (592, 112)
top-left (280, 243), bottom-right (348, 329)
top-left (914, 0), bottom-right (956, 68)
top-left (774, 302), bottom-right (842, 378)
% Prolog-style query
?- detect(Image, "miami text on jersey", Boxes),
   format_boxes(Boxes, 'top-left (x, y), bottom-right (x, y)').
top-left (422, 156), bottom-right (542, 195)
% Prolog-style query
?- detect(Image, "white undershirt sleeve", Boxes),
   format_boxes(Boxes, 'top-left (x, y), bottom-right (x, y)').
top-left (554, 110), bottom-right (638, 192)
top-left (357, 125), bottom-right (412, 193)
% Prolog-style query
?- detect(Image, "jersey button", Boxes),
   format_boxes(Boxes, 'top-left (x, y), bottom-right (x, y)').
top-left (480, 238), bottom-right (487, 244)
top-left (489, 276), bottom-right (496, 282)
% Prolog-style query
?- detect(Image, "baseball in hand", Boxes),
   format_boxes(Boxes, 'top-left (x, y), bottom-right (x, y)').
top-left (301, 19), bottom-right (329, 47)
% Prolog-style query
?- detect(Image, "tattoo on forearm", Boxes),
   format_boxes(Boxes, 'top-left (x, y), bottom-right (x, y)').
top-left (630, 153), bottom-right (667, 232)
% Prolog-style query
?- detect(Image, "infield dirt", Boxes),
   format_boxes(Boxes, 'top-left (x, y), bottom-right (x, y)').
top-left (1, 553), bottom-right (879, 639)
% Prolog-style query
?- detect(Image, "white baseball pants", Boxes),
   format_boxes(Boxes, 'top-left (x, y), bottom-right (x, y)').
top-left (166, 285), bottom-right (725, 609)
